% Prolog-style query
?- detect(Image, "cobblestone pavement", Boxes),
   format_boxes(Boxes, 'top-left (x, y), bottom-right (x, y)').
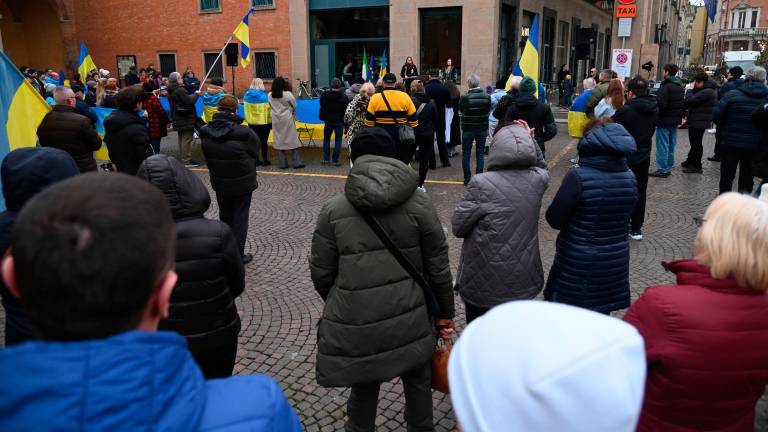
top-left (4, 127), bottom-right (768, 430)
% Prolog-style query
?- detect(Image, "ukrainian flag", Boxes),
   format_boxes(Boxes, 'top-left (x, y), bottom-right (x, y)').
top-left (380, 49), bottom-right (388, 77)
top-left (507, 15), bottom-right (540, 97)
top-left (233, 9), bottom-right (253, 68)
top-left (0, 52), bottom-right (51, 208)
top-left (78, 42), bottom-right (97, 81)
top-left (202, 92), bottom-right (225, 123)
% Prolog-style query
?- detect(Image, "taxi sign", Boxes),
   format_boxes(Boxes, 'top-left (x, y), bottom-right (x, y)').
top-left (616, 4), bottom-right (637, 18)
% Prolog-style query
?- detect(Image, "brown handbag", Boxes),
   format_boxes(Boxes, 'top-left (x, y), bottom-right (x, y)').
top-left (431, 336), bottom-right (452, 394)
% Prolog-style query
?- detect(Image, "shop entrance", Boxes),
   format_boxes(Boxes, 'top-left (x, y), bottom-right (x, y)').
top-left (419, 7), bottom-right (462, 79)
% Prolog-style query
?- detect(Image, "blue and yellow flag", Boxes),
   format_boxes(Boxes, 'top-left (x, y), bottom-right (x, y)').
top-left (508, 15), bottom-right (540, 96)
top-left (380, 49), bottom-right (388, 77)
top-left (0, 52), bottom-right (51, 209)
top-left (233, 9), bottom-right (253, 68)
top-left (78, 42), bottom-right (97, 81)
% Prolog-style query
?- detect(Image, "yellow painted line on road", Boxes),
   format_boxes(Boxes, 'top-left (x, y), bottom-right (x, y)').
top-left (191, 167), bottom-right (466, 185)
top-left (547, 138), bottom-right (579, 170)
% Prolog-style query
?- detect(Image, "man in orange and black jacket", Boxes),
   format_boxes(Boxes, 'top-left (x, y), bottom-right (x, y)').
top-left (365, 73), bottom-right (418, 163)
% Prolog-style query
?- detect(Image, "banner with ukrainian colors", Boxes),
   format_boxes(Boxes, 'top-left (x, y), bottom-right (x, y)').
top-left (0, 52), bottom-right (51, 209)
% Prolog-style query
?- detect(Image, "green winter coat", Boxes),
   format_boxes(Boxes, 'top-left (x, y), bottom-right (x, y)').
top-left (585, 79), bottom-right (611, 116)
top-left (310, 155), bottom-right (455, 388)
top-left (459, 88), bottom-right (492, 132)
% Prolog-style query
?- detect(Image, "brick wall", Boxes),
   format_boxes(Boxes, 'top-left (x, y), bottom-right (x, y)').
top-left (72, 0), bottom-right (292, 96)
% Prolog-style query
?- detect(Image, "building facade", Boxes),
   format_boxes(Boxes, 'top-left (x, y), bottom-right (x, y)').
top-left (704, 0), bottom-right (768, 66)
top-left (289, 0), bottom-right (614, 89)
top-left (1, 0), bottom-right (291, 94)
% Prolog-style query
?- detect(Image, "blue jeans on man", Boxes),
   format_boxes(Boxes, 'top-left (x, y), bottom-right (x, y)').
top-left (655, 127), bottom-right (677, 174)
top-left (323, 124), bottom-right (344, 163)
top-left (462, 130), bottom-right (487, 184)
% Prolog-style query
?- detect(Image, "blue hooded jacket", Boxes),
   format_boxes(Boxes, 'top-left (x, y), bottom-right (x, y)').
top-left (713, 80), bottom-right (768, 151)
top-left (0, 147), bottom-right (79, 346)
top-left (0, 331), bottom-right (302, 431)
top-left (544, 123), bottom-right (638, 313)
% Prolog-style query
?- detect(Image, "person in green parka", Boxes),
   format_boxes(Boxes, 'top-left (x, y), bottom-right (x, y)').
top-left (310, 127), bottom-right (455, 432)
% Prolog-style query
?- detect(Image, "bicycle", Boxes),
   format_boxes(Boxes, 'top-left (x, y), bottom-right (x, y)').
top-left (296, 79), bottom-right (313, 99)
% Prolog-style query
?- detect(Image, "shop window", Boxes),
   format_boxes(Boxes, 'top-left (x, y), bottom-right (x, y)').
top-left (252, 0), bottom-right (274, 9)
top-left (557, 21), bottom-right (570, 71)
top-left (203, 52), bottom-right (224, 80)
top-left (200, 0), bottom-right (220, 13)
top-left (254, 51), bottom-right (278, 80)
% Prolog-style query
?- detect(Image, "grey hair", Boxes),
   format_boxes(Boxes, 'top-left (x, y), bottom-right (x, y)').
top-left (467, 74), bottom-right (481, 89)
top-left (53, 86), bottom-right (73, 104)
top-left (169, 72), bottom-right (181, 83)
top-left (746, 66), bottom-right (767, 83)
top-left (583, 78), bottom-right (597, 90)
top-left (600, 69), bottom-right (613, 81)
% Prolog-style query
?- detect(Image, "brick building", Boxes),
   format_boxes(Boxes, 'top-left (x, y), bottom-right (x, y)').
top-left (0, 0), bottom-right (290, 95)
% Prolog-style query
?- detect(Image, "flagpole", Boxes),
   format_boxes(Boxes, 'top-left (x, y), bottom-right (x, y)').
top-left (198, 34), bottom-right (234, 93)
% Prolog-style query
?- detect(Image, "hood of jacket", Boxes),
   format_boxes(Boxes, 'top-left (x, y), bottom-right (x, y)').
top-left (202, 111), bottom-right (245, 140)
top-left (514, 94), bottom-right (539, 109)
top-left (487, 125), bottom-right (544, 170)
top-left (206, 84), bottom-right (225, 95)
top-left (345, 155), bottom-right (418, 211)
top-left (579, 123), bottom-right (636, 157)
top-left (1, 147), bottom-right (79, 212)
top-left (664, 76), bottom-right (682, 86)
top-left (735, 80), bottom-right (768, 98)
top-left (103, 109), bottom-right (145, 134)
top-left (702, 79), bottom-right (720, 90)
top-left (448, 301), bottom-right (646, 432)
top-left (663, 259), bottom-right (759, 294)
top-left (627, 94), bottom-right (658, 115)
top-left (137, 154), bottom-right (210, 219)
top-left (244, 89), bottom-right (268, 104)
top-left (0, 331), bottom-right (205, 431)
top-left (350, 83), bottom-right (362, 94)
top-left (412, 92), bottom-right (431, 105)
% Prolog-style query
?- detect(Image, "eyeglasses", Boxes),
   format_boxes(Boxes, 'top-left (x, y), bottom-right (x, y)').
top-left (694, 217), bottom-right (707, 227)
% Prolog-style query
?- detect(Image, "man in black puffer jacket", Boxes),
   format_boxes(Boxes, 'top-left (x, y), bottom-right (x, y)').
top-left (501, 77), bottom-right (557, 156)
top-left (200, 95), bottom-right (259, 264)
top-left (710, 66), bottom-right (745, 162)
top-left (713, 66), bottom-right (768, 193)
top-left (319, 78), bottom-right (349, 165)
top-left (613, 75), bottom-right (659, 241)
top-left (650, 64), bottom-right (685, 178)
top-left (104, 86), bottom-right (154, 175)
top-left (411, 81), bottom-right (437, 188)
top-left (137, 154), bottom-right (244, 379)
top-left (682, 74), bottom-right (718, 173)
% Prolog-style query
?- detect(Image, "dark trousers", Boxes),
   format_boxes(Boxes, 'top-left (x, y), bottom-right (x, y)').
top-left (323, 123), bottom-right (344, 162)
top-left (714, 128), bottom-right (723, 158)
top-left (720, 148), bottom-right (755, 193)
top-left (416, 133), bottom-right (435, 186)
top-left (629, 159), bottom-right (650, 232)
top-left (686, 128), bottom-right (705, 169)
top-left (432, 108), bottom-right (449, 166)
top-left (249, 124), bottom-right (272, 162)
top-left (216, 192), bottom-right (252, 256)
top-left (149, 138), bottom-right (161, 155)
top-left (192, 333), bottom-right (239, 379)
top-left (465, 301), bottom-right (491, 324)
top-left (346, 362), bottom-right (433, 432)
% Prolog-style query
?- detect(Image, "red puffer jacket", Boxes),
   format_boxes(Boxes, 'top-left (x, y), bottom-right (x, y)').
top-left (625, 259), bottom-right (768, 432)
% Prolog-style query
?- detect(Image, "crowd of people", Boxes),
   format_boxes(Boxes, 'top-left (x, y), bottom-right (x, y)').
top-left (3, 56), bottom-right (768, 432)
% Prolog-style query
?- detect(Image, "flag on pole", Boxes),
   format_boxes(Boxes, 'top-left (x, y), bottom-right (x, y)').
top-left (380, 49), bottom-right (388, 76)
top-left (58, 70), bottom-right (70, 87)
top-left (233, 8), bottom-right (253, 68)
top-left (368, 53), bottom-right (375, 82)
top-left (507, 15), bottom-right (540, 97)
top-left (362, 48), bottom-right (369, 81)
top-left (78, 42), bottom-right (97, 81)
top-left (0, 52), bottom-right (51, 209)
top-left (705, 0), bottom-right (718, 23)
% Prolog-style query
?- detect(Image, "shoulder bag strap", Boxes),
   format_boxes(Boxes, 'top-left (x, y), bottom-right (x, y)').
top-left (356, 208), bottom-right (440, 317)
top-left (381, 91), bottom-right (404, 126)
top-left (416, 101), bottom-right (427, 116)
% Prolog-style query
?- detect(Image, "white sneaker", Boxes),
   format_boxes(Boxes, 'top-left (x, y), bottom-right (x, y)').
top-left (417, 186), bottom-right (427, 193)
top-left (629, 230), bottom-right (643, 241)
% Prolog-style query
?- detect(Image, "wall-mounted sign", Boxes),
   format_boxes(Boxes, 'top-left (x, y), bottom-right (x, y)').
top-left (617, 0), bottom-right (636, 4)
top-left (618, 18), bottom-right (633, 37)
top-left (616, 4), bottom-right (637, 18)
top-left (612, 49), bottom-right (633, 79)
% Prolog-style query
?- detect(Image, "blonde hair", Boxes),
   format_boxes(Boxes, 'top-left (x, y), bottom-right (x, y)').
top-left (410, 80), bottom-right (425, 94)
top-left (250, 78), bottom-right (265, 91)
top-left (694, 193), bottom-right (768, 291)
top-left (360, 82), bottom-right (376, 97)
top-left (96, 78), bottom-right (107, 105)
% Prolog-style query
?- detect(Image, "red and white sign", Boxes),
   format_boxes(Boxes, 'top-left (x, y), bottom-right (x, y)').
top-left (612, 49), bottom-right (633, 79)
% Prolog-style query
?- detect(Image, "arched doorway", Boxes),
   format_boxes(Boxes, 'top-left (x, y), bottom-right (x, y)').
top-left (0, 0), bottom-right (70, 71)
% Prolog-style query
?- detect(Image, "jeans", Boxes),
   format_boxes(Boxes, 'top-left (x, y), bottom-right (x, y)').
top-left (629, 159), bottom-right (650, 232)
top-left (655, 127), bottom-right (677, 173)
top-left (323, 123), bottom-right (344, 163)
top-left (216, 192), bottom-right (252, 257)
top-left (465, 301), bottom-right (491, 324)
top-left (278, 149), bottom-right (303, 169)
top-left (462, 130), bottom-right (488, 183)
top-left (149, 138), bottom-right (161, 155)
top-left (177, 129), bottom-right (194, 162)
top-left (685, 128), bottom-right (705, 169)
top-left (719, 148), bottom-right (755, 193)
top-left (346, 362), bottom-right (433, 432)
top-left (249, 124), bottom-right (272, 162)
top-left (192, 332), bottom-right (239, 379)
top-left (416, 133), bottom-right (435, 186)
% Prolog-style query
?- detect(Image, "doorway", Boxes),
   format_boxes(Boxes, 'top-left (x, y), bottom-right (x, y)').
top-left (542, 8), bottom-right (557, 84)
top-left (498, 3), bottom-right (518, 81)
top-left (420, 7), bottom-right (462, 79)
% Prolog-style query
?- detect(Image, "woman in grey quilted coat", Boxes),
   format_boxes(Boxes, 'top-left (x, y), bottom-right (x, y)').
top-left (452, 121), bottom-right (550, 323)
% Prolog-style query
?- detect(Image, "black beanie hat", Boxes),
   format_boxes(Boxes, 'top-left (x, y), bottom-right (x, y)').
top-left (350, 128), bottom-right (397, 162)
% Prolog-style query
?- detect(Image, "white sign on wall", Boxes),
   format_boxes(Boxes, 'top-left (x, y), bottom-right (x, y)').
top-left (612, 49), bottom-right (633, 80)
top-left (618, 18), bottom-right (633, 37)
